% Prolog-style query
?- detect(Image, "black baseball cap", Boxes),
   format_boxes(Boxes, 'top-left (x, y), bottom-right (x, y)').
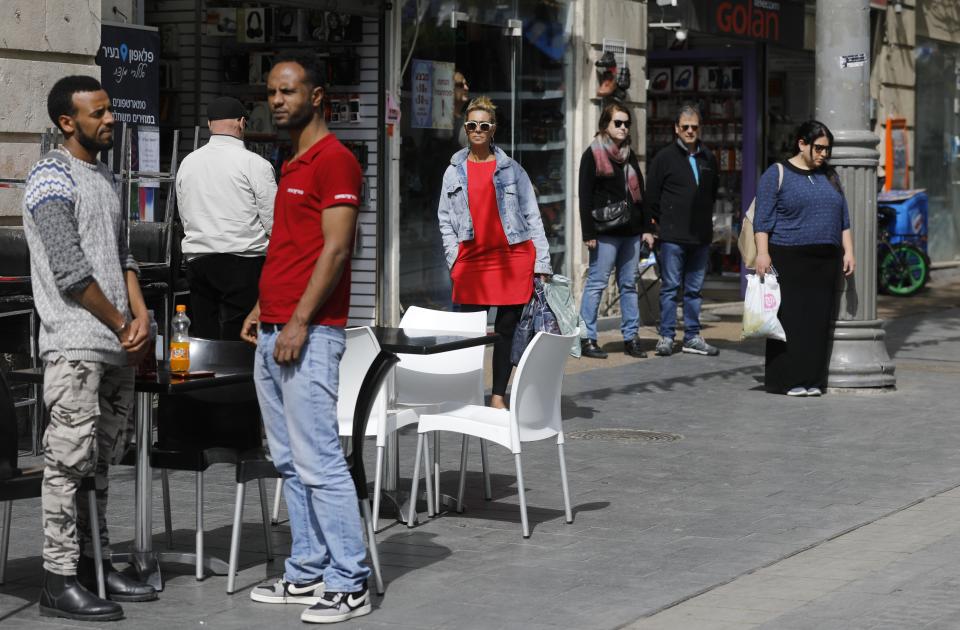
top-left (207, 96), bottom-right (249, 121)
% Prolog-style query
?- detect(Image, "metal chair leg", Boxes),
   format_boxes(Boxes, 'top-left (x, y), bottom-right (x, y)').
top-left (558, 443), bottom-right (573, 524)
top-left (456, 436), bottom-right (469, 513)
top-left (360, 499), bottom-right (384, 596)
top-left (372, 446), bottom-right (384, 532)
top-left (86, 490), bottom-right (106, 599)
top-left (432, 432), bottom-right (440, 514)
top-left (480, 439), bottom-right (492, 500)
top-left (271, 478), bottom-right (283, 525)
top-left (422, 433), bottom-right (435, 518)
top-left (226, 482), bottom-right (245, 594)
top-left (257, 479), bottom-right (273, 560)
top-left (0, 502), bottom-right (11, 584)
top-left (514, 454), bottom-right (530, 538)
top-left (196, 471), bottom-right (204, 580)
top-left (407, 434), bottom-right (424, 528)
top-left (161, 468), bottom-right (173, 549)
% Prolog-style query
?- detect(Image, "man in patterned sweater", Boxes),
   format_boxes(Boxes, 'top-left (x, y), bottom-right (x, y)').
top-left (22, 75), bottom-right (157, 621)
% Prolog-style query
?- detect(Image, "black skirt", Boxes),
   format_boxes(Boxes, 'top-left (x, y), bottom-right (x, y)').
top-left (764, 244), bottom-right (842, 394)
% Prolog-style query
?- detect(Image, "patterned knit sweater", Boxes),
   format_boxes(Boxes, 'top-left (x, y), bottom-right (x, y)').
top-left (22, 149), bottom-right (139, 366)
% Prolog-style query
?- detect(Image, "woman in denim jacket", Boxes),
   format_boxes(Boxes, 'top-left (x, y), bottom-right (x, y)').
top-left (437, 96), bottom-right (552, 409)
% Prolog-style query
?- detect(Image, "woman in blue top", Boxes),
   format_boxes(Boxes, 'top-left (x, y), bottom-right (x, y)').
top-left (753, 120), bottom-right (855, 396)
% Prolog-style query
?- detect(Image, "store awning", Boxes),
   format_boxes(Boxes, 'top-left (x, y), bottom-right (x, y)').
top-left (268, 0), bottom-right (384, 18)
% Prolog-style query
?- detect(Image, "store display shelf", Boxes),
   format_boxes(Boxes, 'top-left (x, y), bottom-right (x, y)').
top-left (486, 90), bottom-right (564, 100)
top-left (517, 141), bottom-right (565, 151)
top-left (537, 192), bottom-right (565, 204)
top-left (245, 132), bottom-right (279, 141)
top-left (648, 117), bottom-right (741, 123)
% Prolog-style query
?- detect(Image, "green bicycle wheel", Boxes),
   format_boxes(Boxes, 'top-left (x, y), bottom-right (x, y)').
top-left (879, 243), bottom-right (929, 297)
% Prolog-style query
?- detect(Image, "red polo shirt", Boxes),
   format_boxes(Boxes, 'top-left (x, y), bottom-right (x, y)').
top-left (258, 133), bottom-right (361, 326)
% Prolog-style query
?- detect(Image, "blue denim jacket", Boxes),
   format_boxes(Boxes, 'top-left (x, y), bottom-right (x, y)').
top-left (437, 145), bottom-right (553, 275)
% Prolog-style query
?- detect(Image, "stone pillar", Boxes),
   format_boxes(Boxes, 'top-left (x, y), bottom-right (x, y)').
top-left (815, 0), bottom-right (895, 388)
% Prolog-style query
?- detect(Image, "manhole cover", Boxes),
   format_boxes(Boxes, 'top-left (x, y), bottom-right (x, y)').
top-left (566, 429), bottom-right (683, 443)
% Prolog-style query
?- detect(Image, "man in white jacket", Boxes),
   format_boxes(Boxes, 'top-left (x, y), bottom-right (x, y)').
top-left (176, 96), bottom-right (277, 339)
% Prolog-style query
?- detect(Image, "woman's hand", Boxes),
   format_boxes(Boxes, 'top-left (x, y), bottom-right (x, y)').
top-left (754, 252), bottom-right (773, 278)
top-left (585, 239), bottom-right (597, 250)
top-left (641, 233), bottom-right (656, 249)
top-left (843, 251), bottom-right (856, 276)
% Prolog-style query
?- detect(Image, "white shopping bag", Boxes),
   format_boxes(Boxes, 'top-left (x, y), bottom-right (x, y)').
top-left (742, 273), bottom-right (786, 341)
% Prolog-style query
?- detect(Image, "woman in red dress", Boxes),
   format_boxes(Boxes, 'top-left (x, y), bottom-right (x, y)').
top-left (437, 96), bottom-right (553, 409)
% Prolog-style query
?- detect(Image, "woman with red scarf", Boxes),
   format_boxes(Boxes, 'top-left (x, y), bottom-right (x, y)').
top-left (578, 103), bottom-right (653, 359)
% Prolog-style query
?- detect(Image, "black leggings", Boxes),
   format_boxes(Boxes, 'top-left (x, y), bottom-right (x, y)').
top-left (454, 304), bottom-right (524, 397)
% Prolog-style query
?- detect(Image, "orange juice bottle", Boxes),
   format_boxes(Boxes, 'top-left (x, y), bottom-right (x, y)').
top-left (169, 304), bottom-right (191, 374)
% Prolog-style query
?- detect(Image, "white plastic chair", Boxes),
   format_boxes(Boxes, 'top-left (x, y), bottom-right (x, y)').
top-left (395, 306), bottom-right (491, 511)
top-left (407, 330), bottom-right (577, 538)
top-left (269, 327), bottom-right (418, 533)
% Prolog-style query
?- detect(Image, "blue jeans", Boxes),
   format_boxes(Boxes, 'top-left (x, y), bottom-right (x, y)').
top-left (658, 241), bottom-right (710, 341)
top-left (579, 235), bottom-right (641, 341)
top-left (254, 325), bottom-right (370, 592)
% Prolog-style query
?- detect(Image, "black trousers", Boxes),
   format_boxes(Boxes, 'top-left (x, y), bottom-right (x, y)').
top-left (186, 254), bottom-right (265, 341)
top-left (764, 244), bottom-right (841, 393)
top-left (454, 304), bottom-right (523, 397)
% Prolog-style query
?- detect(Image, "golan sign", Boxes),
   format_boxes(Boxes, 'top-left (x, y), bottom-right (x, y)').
top-left (98, 24), bottom-right (161, 125)
top-left (704, 0), bottom-right (805, 49)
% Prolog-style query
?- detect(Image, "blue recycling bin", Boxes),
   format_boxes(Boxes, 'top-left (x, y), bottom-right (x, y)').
top-left (877, 189), bottom-right (928, 254)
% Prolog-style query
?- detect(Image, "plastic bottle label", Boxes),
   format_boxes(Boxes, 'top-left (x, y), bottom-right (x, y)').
top-left (170, 341), bottom-right (190, 373)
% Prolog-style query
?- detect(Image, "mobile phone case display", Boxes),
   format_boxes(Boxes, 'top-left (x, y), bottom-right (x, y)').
top-left (212, 7), bottom-right (368, 172)
top-left (647, 61), bottom-right (744, 274)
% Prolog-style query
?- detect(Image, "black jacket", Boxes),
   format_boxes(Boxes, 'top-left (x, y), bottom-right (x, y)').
top-left (578, 148), bottom-right (649, 241)
top-left (644, 140), bottom-right (719, 245)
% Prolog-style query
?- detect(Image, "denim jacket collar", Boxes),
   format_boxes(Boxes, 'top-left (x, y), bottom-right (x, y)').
top-left (450, 144), bottom-right (511, 185)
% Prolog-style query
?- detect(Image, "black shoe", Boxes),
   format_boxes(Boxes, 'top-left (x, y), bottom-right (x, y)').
top-left (624, 338), bottom-right (647, 358)
top-left (581, 339), bottom-right (608, 359)
top-left (78, 556), bottom-right (158, 603)
top-left (39, 569), bottom-right (124, 622)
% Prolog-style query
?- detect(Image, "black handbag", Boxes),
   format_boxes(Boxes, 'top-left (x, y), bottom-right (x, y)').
top-left (591, 199), bottom-right (631, 233)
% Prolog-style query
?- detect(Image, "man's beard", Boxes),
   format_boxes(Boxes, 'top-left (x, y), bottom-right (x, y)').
top-left (75, 124), bottom-right (114, 152)
top-left (274, 104), bottom-right (315, 131)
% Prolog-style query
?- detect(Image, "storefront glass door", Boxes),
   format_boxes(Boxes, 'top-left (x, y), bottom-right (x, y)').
top-left (397, 0), bottom-right (570, 312)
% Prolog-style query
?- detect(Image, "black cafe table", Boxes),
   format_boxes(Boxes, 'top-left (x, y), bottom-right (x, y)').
top-left (9, 364), bottom-right (252, 590)
top-left (10, 326), bottom-right (498, 579)
top-left (367, 326), bottom-right (499, 521)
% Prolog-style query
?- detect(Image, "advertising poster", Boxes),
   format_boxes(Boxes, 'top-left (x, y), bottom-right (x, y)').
top-left (430, 61), bottom-right (454, 130)
top-left (411, 59), bottom-right (433, 129)
top-left (98, 24), bottom-right (161, 126)
top-left (410, 59), bottom-right (454, 130)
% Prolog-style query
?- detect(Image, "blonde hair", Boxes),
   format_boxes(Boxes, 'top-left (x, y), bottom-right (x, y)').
top-left (464, 96), bottom-right (497, 124)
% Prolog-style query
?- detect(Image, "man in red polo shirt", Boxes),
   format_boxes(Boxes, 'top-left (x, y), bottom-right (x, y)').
top-left (240, 55), bottom-right (371, 624)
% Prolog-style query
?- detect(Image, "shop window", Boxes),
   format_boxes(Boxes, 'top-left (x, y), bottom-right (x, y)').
top-left (914, 39), bottom-right (960, 262)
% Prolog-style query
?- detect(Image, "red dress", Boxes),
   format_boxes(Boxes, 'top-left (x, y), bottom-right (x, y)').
top-left (450, 160), bottom-right (535, 306)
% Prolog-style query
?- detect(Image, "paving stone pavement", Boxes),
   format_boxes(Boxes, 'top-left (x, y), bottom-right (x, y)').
top-left (2, 275), bottom-right (960, 629)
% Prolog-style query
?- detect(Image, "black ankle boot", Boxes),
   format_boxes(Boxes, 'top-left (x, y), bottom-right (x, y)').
top-left (78, 556), bottom-right (158, 603)
top-left (39, 569), bottom-right (124, 621)
top-left (581, 339), bottom-right (608, 359)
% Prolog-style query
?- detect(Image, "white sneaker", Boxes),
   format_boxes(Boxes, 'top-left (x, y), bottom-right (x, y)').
top-left (806, 387), bottom-right (822, 397)
top-left (301, 584), bottom-right (372, 624)
top-left (786, 387), bottom-right (807, 397)
top-left (250, 577), bottom-right (325, 605)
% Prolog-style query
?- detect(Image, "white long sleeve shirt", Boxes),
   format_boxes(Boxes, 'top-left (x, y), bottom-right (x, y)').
top-left (176, 135), bottom-right (277, 258)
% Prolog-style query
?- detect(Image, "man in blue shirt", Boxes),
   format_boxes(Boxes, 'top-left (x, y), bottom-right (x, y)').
top-left (645, 104), bottom-right (720, 357)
